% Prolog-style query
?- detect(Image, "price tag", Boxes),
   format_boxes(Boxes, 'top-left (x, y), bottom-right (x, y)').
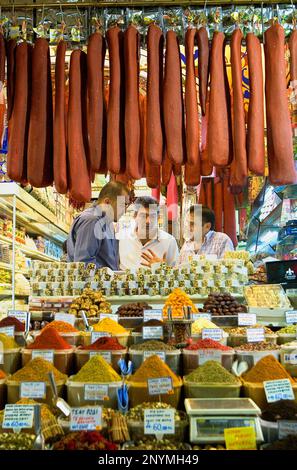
top-left (285, 311), bottom-right (297, 324)
top-left (144, 409), bottom-right (175, 435)
top-left (264, 379), bottom-right (295, 403)
top-left (20, 382), bottom-right (46, 399)
top-left (192, 313), bottom-right (212, 321)
top-left (247, 328), bottom-right (265, 343)
top-left (32, 350), bottom-right (54, 363)
top-left (238, 313), bottom-right (257, 326)
top-left (3, 405), bottom-right (34, 430)
top-left (143, 326), bottom-right (163, 340)
top-left (148, 377), bottom-right (173, 396)
top-left (224, 426), bottom-right (257, 450)
top-left (91, 332), bottom-right (111, 343)
top-left (0, 326), bottom-right (15, 337)
top-left (278, 420), bottom-right (297, 439)
top-left (143, 309), bottom-right (163, 322)
top-left (202, 328), bottom-right (223, 342)
top-left (144, 351), bottom-right (166, 362)
top-left (283, 353), bottom-right (297, 365)
top-left (89, 351), bottom-right (112, 363)
top-left (70, 406), bottom-right (102, 431)
top-left (198, 350), bottom-right (222, 365)
top-left (99, 313), bottom-right (119, 323)
top-left (55, 313), bottom-right (75, 326)
top-left (8, 310), bottom-right (28, 324)
top-left (84, 384), bottom-right (109, 401)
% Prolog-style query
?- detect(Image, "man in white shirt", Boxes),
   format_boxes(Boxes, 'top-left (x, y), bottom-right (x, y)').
top-left (119, 196), bottom-right (179, 270)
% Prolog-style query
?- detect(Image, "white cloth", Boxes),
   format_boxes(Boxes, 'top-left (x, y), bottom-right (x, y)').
top-left (119, 229), bottom-right (179, 270)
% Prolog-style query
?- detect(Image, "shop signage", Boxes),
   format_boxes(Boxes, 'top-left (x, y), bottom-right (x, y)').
top-left (91, 332), bottom-right (111, 343)
top-left (285, 311), bottom-right (297, 324)
top-left (264, 379), bottom-right (295, 403)
top-left (20, 382), bottom-right (46, 399)
top-left (143, 326), bottom-right (163, 340)
top-left (32, 350), bottom-right (54, 363)
top-left (246, 328), bottom-right (265, 343)
top-left (0, 326), bottom-right (15, 337)
top-left (143, 309), bottom-right (163, 322)
top-left (8, 310), bottom-right (28, 324)
top-left (84, 385), bottom-right (109, 401)
top-left (70, 406), bottom-right (102, 431)
top-left (89, 351), bottom-right (112, 363)
top-left (144, 408), bottom-right (175, 435)
top-left (148, 377), bottom-right (173, 396)
top-left (3, 405), bottom-right (34, 429)
top-left (55, 313), bottom-right (75, 326)
top-left (143, 351), bottom-right (166, 362)
top-left (224, 426), bottom-right (257, 450)
top-left (278, 420), bottom-right (297, 439)
top-left (238, 313), bottom-right (257, 326)
top-left (202, 328), bottom-right (223, 342)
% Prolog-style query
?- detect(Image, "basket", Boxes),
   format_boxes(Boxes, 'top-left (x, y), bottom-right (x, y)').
top-left (21, 348), bottom-right (75, 375)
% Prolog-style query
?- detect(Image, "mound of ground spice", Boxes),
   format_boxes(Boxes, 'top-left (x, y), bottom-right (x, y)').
top-left (242, 355), bottom-right (295, 383)
top-left (128, 355), bottom-right (180, 385)
top-left (71, 355), bottom-right (121, 382)
top-left (185, 339), bottom-right (232, 351)
top-left (81, 337), bottom-right (124, 351)
top-left (0, 370), bottom-right (6, 379)
top-left (42, 321), bottom-right (79, 333)
top-left (185, 361), bottom-right (239, 384)
top-left (0, 333), bottom-right (19, 350)
top-left (0, 316), bottom-right (25, 332)
top-left (27, 327), bottom-right (72, 350)
top-left (10, 357), bottom-right (67, 383)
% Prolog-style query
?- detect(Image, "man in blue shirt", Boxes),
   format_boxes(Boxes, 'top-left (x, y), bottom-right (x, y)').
top-left (67, 181), bottom-right (130, 270)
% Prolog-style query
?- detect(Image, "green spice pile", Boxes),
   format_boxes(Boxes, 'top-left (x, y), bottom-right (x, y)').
top-left (261, 400), bottom-right (297, 422)
top-left (127, 402), bottom-right (185, 422)
top-left (236, 342), bottom-right (280, 351)
top-left (277, 325), bottom-right (297, 335)
top-left (0, 433), bottom-right (35, 450)
top-left (71, 355), bottom-right (121, 383)
top-left (185, 360), bottom-right (238, 384)
top-left (129, 340), bottom-right (176, 352)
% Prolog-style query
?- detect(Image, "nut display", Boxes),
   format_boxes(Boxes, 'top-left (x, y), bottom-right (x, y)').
top-left (117, 302), bottom-right (152, 318)
top-left (236, 341), bottom-right (280, 351)
top-left (200, 292), bottom-right (248, 316)
top-left (0, 433), bottom-right (35, 450)
top-left (227, 325), bottom-right (276, 336)
top-left (126, 402), bottom-right (185, 422)
top-left (69, 288), bottom-right (111, 317)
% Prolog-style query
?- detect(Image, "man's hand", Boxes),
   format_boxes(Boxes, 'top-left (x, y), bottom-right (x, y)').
top-left (141, 249), bottom-right (167, 267)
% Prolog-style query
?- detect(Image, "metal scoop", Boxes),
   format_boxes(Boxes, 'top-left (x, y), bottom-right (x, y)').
top-left (32, 404), bottom-right (45, 450)
top-left (48, 372), bottom-right (71, 417)
top-left (81, 311), bottom-right (92, 331)
top-left (23, 312), bottom-right (34, 346)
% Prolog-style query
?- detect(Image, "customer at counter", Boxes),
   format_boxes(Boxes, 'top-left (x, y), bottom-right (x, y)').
top-left (67, 182), bottom-right (130, 269)
top-left (179, 205), bottom-right (234, 263)
top-left (119, 196), bottom-right (179, 269)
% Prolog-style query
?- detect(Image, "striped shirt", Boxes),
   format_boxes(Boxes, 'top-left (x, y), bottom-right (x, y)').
top-left (179, 230), bottom-right (234, 264)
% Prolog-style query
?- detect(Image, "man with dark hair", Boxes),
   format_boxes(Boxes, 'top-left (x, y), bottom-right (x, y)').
top-left (67, 181), bottom-right (130, 269)
top-left (119, 196), bottom-right (179, 269)
top-left (179, 205), bottom-right (234, 263)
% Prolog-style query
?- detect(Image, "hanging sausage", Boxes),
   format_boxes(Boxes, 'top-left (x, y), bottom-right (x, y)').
top-left (196, 26), bottom-right (209, 116)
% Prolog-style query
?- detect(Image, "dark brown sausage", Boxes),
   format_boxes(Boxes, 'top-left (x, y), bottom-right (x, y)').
top-left (147, 24), bottom-right (164, 166)
top-left (6, 39), bottom-right (16, 121)
top-left (106, 27), bottom-right (125, 174)
top-left (162, 151), bottom-right (173, 186)
top-left (124, 25), bottom-right (143, 180)
top-left (140, 94), bottom-right (160, 189)
top-left (185, 28), bottom-right (200, 170)
top-left (163, 30), bottom-right (184, 165)
top-left (223, 176), bottom-right (237, 248)
top-left (67, 50), bottom-right (91, 202)
top-left (246, 33), bottom-right (265, 176)
top-left (289, 29), bottom-right (297, 81)
top-left (230, 29), bottom-right (248, 192)
top-left (87, 32), bottom-right (106, 172)
top-left (200, 99), bottom-right (213, 176)
top-left (265, 24), bottom-right (297, 185)
top-left (196, 26), bottom-right (209, 116)
top-left (208, 31), bottom-right (233, 168)
top-left (27, 38), bottom-right (53, 187)
top-left (53, 40), bottom-right (67, 194)
top-left (185, 161), bottom-right (200, 186)
top-left (214, 179), bottom-right (223, 232)
top-left (7, 43), bottom-right (31, 183)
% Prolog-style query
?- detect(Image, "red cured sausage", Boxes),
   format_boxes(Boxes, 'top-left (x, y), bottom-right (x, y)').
top-left (198, 180), bottom-right (206, 206)
top-left (141, 94), bottom-right (160, 189)
top-left (265, 24), bottom-right (297, 185)
top-left (147, 24), bottom-right (164, 166)
top-left (200, 99), bottom-right (213, 176)
top-left (53, 40), bottom-right (67, 194)
top-left (205, 179), bottom-right (213, 210)
top-left (184, 162), bottom-right (200, 186)
top-left (67, 50), bottom-right (91, 202)
top-left (196, 26), bottom-right (209, 116)
top-left (222, 177), bottom-right (237, 248)
top-left (185, 28), bottom-right (200, 170)
top-left (87, 32), bottom-right (106, 172)
top-left (0, 33), bottom-right (5, 86)
top-left (162, 152), bottom-right (173, 186)
top-left (106, 27), bottom-right (125, 174)
top-left (208, 32), bottom-right (232, 168)
top-left (289, 29), bottom-right (297, 81)
top-left (27, 38), bottom-right (53, 187)
top-left (6, 39), bottom-right (16, 121)
top-left (124, 25), bottom-right (143, 180)
top-left (230, 29), bottom-right (248, 192)
top-left (246, 33), bottom-right (265, 176)
top-left (7, 43), bottom-right (32, 183)
top-left (214, 179), bottom-right (223, 232)
top-left (163, 30), bottom-right (184, 165)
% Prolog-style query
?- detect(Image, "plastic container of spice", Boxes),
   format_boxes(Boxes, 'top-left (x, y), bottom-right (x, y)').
top-left (0, 379), bottom-right (6, 409)
top-left (127, 379), bottom-right (183, 408)
top-left (182, 349), bottom-right (235, 375)
top-left (6, 379), bottom-right (66, 405)
top-left (82, 333), bottom-right (130, 349)
top-left (183, 379), bottom-right (241, 399)
top-left (191, 335), bottom-right (228, 347)
top-left (31, 330), bottom-right (82, 347)
top-left (127, 412), bottom-right (188, 442)
top-left (277, 334), bottom-right (297, 346)
top-left (66, 378), bottom-right (122, 409)
top-left (280, 343), bottom-right (297, 377)
top-left (74, 349), bottom-right (127, 374)
top-left (242, 380), bottom-right (297, 409)
top-left (227, 334), bottom-right (277, 348)
top-left (130, 332), bottom-right (170, 346)
top-left (129, 350), bottom-right (181, 375)
top-left (118, 317), bottom-right (144, 329)
top-left (235, 350), bottom-right (280, 372)
top-left (21, 348), bottom-right (75, 375)
top-left (0, 349), bottom-right (21, 375)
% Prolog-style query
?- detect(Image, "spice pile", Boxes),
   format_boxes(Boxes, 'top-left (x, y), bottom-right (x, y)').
top-left (200, 293), bottom-right (247, 316)
top-left (163, 289), bottom-right (198, 318)
top-left (191, 318), bottom-right (221, 335)
top-left (261, 400), bottom-right (297, 422)
top-left (129, 340), bottom-right (176, 352)
top-left (0, 370), bottom-right (6, 379)
top-left (81, 337), bottom-right (125, 351)
top-left (117, 303), bottom-right (152, 318)
top-left (185, 339), bottom-right (232, 351)
top-left (236, 342), bottom-right (280, 351)
top-left (0, 316), bottom-right (25, 332)
top-left (0, 333), bottom-right (19, 350)
top-left (128, 355), bottom-right (180, 385)
top-left (27, 327), bottom-right (72, 350)
top-left (71, 355), bottom-right (121, 383)
top-left (242, 355), bottom-right (295, 383)
top-left (69, 289), bottom-right (112, 317)
top-left (42, 321), bottom-right (79, 333)
top-left (0, 433), bottom-right (35, 450)
top-left (10, 357), bottom-right (67, 383)
top-left (92, 318), bottom-right (128, 335)
top-left (185, 361), bottom-right (239, 384)
top-left (127, 402), bottom-right (185, 422)
top-left (53, 431), bottom-right (118, 450)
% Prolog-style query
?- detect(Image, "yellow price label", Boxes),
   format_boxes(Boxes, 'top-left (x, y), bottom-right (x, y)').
top-left (224, 427), bottom-right (257, 450)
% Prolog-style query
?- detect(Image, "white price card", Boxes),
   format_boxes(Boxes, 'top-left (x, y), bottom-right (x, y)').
top-left (198, 350), bottom-right (222, 365)
top-left (89, 351), bottom-right (112, 363)
top-left (264, 379), bottom-right (295, 403)
top-left (285, 311), bottom-right (297, 324)
top-left (278, 420), bottom-right (297, 439)
top-left (283, 353), bottom-right (297, 365)
top-left (143, 309), bottom-right (163, 322)
top-left (144, 351), bottom-right (166, 362)
top-left (8, 310), bottom-right (28, 324)
top-left (32, 350), bottom-right (54, 363)
top-left (3, 405), bottom-right (34, 429)
top-left (148, 377), bottom-right (173, 396)
top-left (247, 328), bottom-right (265, 343)
top-left (144, 408), bottom-right (175, 435)
top-left (143, 326), bottom-right (163, 340)
top-left (0, 326), bottom-right (15, 337)
top-left (91, 331), bottom-right (111, 343)
top-left (238, 313), bottom-right (257, 326)
top-left (84, 384), bottom-right (109, 401)
top-left (202, 328), bottom-right (223, 342)
top-left (20, 382), bottom-right (46, 399)
top-left (192, 313), bottom-right (212, 321)
top-left (55, 313), bottom-right (75, 326)
top-left (99, 313), bottom-right (119, 323)
top-left (70, 406), bottom-right (102, 431)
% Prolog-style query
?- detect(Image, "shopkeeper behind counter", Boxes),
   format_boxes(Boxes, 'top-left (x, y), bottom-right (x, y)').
top-left (179, 205), bottom-right (234, 263)
top-left (67, 182), bottom-right (130, 270)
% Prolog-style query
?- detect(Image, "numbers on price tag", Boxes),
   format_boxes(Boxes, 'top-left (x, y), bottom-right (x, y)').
top-left (3, 405), bottom-right (34, 430)
top-left (264, 379), bottom-right (295, 403)
top-left (144, 409), bottom-right (175, 436)
top-left (285, 311), bottom-right (297, 325)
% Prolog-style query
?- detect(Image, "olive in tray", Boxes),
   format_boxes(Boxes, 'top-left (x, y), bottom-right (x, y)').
top-left (200, 292), bottom-right (248, 316)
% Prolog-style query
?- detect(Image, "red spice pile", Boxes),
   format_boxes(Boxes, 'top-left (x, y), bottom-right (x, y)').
top-left (81, 337), bottom-right (124, 351)
top-left (0, 369), bottom-right (6, 379)
top-left (185, 338), bottom-right (232, 351)
top-left (0, 316), bottom-right (25, 332)
top-left (27, 327), bottom-right (72, 350)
